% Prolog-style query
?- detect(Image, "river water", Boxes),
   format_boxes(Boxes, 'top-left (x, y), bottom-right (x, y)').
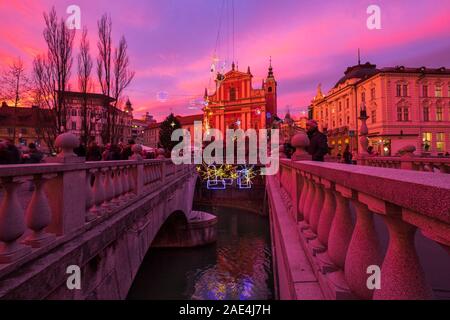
top-left (127, 205), bottom-right (274, 300)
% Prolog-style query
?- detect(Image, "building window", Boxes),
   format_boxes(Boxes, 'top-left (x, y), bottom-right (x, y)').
top-left (371, 88), bottom-right (375, 100)
top-left (268, 87), bottom-right (273, 92)
top-left (423, 106), bottom-right (429, 121)
top-left (347, 116), bottom-right (350, 124)
top-left (361, 92), bottom-right (366, 102)
top-left (346, 98), bottom-right (349, 109)
top-left (422, 132), bottom-right (432, 151)
top-left (397, 107), bottom-right (409, 121)
top-left (230, 88), bottom-right (236, 101)
top-left (71, 109), bottom-right (77, 117)
top-left (436, 133), bottom-right (445, 152)
top-left (422, 85), bottom-right (428, 97)
top-left (371, 110), bottom-right (376, 123)
top-left (404, 107), bottom-right (409, 121)
top-left (435, 85), bottom-right (442, 97)
top-left (339, 118), bottom-right (342, 126)
top-left (396, 84), bottom-right (402, 97)
top-left (436, 106), bottom-right (443, 121)
top-left (403, 85), bottom-right (408, 97)
top-left (397, 107), bottom-right (403, 121)
top-left (71, 122), bottom-right (77, 130)
top-left (338, 102), bottom-right (342, 112)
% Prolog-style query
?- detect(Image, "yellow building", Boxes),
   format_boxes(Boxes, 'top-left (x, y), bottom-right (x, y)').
top-left (310, 62), bottom-right (450, 156)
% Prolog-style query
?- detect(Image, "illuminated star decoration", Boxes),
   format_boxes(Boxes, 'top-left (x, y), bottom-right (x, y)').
top-left (171, 121), bottom-right (176, 128)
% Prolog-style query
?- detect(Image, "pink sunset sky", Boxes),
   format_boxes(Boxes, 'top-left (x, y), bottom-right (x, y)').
top-left (1, 0), bottom-right (450, 121)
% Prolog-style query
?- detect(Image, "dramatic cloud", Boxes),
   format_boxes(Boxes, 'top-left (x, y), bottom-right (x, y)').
top-left (1, 0), bottom-right (449, 120)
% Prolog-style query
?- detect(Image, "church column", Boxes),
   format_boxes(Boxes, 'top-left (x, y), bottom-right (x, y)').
top-left (215, 113), bottom-right (219, 130)
top-left (247, 111), bottom-right (251, 130)
top-left (260, 110), bottom-right (265, 129)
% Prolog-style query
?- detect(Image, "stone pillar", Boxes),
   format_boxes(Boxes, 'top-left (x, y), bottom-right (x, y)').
top-left (291, 130), bottom-right (310, 161)
top-left (46, 133), bottom-right (86, 236)
top-left (398, 145), bottom-right (416, 170)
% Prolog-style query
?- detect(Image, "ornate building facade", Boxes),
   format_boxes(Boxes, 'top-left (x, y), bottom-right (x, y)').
top-left (203, 62), bottom-right (277, 135)
top-left (310, 63), bottom-right (450, 156)
top-left (63, 92), bottom-right (133, 145)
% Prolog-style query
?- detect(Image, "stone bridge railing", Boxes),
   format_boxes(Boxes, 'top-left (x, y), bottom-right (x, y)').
top-left (0, 156), bottom-right (192, 269)
top-left (360, 156), bottom-right (450, 174)
top-left (272, 159), bottom-right (450, 300)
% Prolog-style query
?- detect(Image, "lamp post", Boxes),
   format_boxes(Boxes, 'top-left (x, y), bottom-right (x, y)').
top-left (358, 101), bottom-right (370, 162)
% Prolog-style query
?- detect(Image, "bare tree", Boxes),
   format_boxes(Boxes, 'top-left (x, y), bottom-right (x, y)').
top-left (0, 57), bottom-right (33, 141)
top-left (97, 13), bottom-right (113, 144)
top-left (33, 7), bottom-right (75, 153)
top-left (96, 14), bottom-right (134, 144)
top-left (78, 27), bottom-right (93, 147)
top-left (111, 36), bottom-right (135, 143)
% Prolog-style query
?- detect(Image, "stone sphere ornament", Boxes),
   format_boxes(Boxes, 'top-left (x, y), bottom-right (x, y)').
top-left (55, 132), bottom-right (79, 158)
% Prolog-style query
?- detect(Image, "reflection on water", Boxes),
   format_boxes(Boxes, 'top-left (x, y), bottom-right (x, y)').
top-left (127, 206), bottom-right (273, 300)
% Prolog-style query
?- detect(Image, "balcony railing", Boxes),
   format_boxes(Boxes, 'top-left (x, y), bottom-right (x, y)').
top-left (277, 159), bottom-right (450, 299)
top-left (360, 156), bottom-right (450, 174)
top-left (0, 155), bottom-right (192, 272)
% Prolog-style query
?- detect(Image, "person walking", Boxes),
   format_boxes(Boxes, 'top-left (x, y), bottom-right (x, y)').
top-left (306, 120), bottom-right (328, 162)
top-left (343, 144), bottom-right (353, 164)
top-left (86, 141), bottom-right (102, 161)
top-left (23, 143), bottom-right (43, 164)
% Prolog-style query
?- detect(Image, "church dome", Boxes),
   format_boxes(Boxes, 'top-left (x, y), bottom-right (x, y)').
top-left (334, 62), bottom-right (379, 88)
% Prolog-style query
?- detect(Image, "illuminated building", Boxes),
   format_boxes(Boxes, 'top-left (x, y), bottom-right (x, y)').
top-left (203, 61), bottom-right (277, 135)
top-left (310, 62), bottom-right (450, 156)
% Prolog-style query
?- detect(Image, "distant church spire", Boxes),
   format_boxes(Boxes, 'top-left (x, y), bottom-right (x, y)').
top-left (268, 56), bottom-right (274, 78)
top-left (232, 61), bottom-right (235, 71)
top-left (358, 48), bottom-right (361, 65)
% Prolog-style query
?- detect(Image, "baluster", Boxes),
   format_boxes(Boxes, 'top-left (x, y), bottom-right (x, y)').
top-left (373, 215), bottom-right (433, 300)
top-left (102, 168), bottom-right (115, 209)
top-left (24, 175), bottom-right (56, 247)
top-left (127, 166), bottom-right (136, 198)
top-left (85, 170), bottom-right (96, 221)
top-left (298, 172), bottom-right (309, 219)
top-left (114, 167), bottom-right (124, 205)
top-left (0, 178), bottom-right (31, 263)
top-left (328, 186), bottom-right (354, 269)
top-left (301, 174), bottom-right (316, 230)
top-left (90, 169), bottom-right (106, 216)
top-left (309, 176), bottom-right (324, 233)
top-left (121, 167), bottom-right (130, 201)
top-left (312, 179), bottom-right (336, 255)
top-left (110, 167), bottom-right (121, 207)
top-left (344, 197), bottom-right (382, 300)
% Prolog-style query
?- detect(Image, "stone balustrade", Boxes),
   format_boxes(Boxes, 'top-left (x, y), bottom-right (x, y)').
top-left (0, 158), bottom-right (193, 267)
top-left (361, 156), bottom-right (450, 174)
top-left (275, 159), bottom-right (450, 300)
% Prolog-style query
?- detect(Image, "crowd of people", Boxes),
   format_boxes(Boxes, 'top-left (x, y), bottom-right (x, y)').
top-left (0, 138), bottom-right (158, 165)
top-left (0, 140), bottom-right (44, 165)
top-left (74, 139), bottom-right (157, 161)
